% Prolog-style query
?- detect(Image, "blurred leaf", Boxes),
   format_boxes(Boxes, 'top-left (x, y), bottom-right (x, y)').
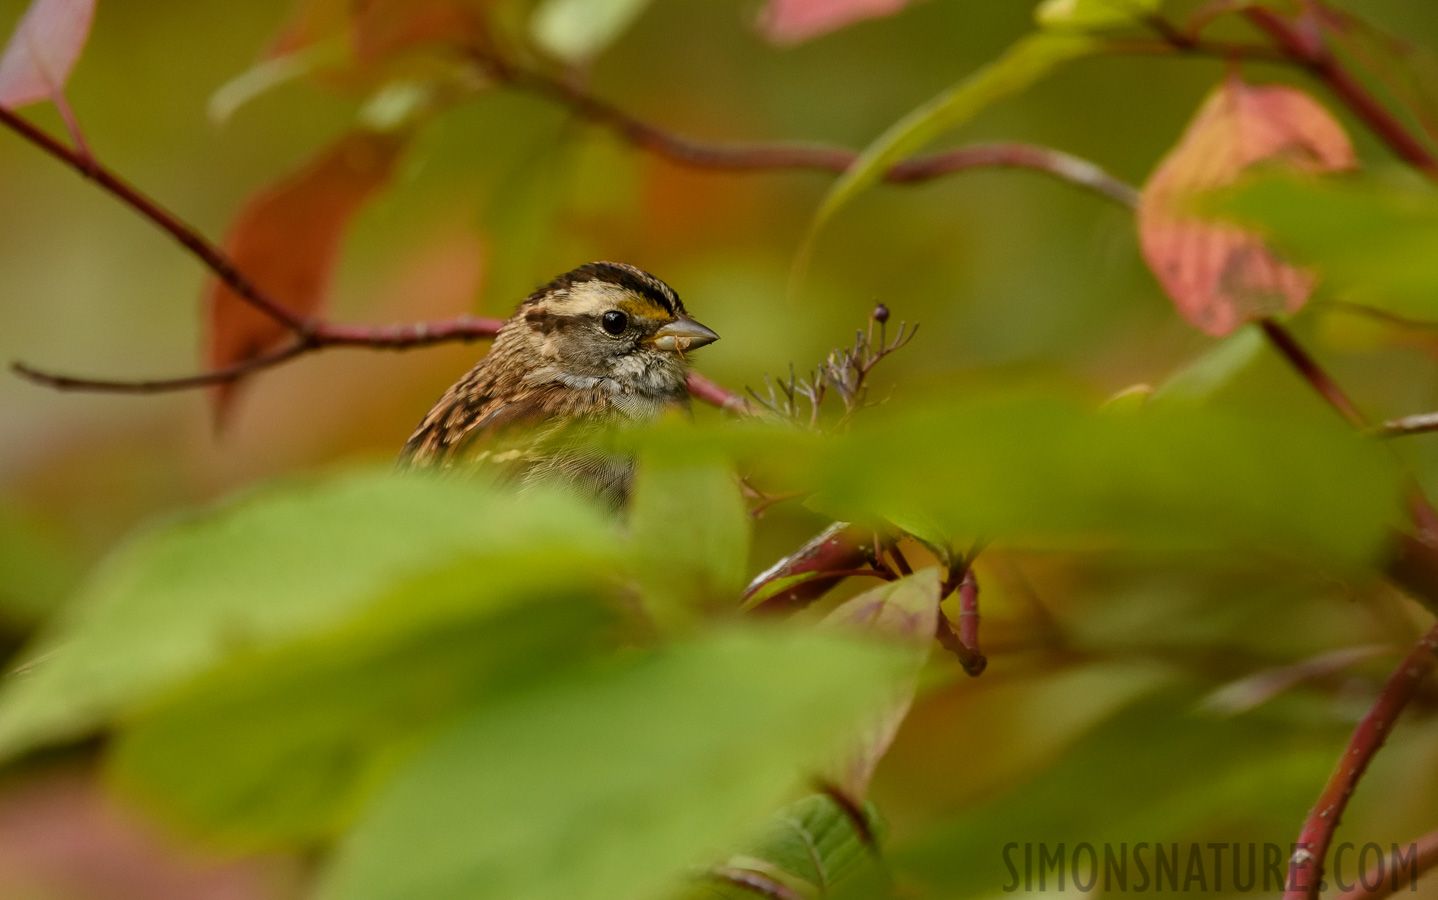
top-left (317, 627), bottom-right (911, 900)
top-left (205, 130), bottom-right (405, 422)
top-left (208, 37), bottom-right (349, 124)
top-left (612, 391), bottom-right (1402, 568)
top-left (530, 0), bottom-right (655, 63)
top-left (758, 0), bottom-right (920, 46)
top-left (806, 391), bottom-right (1402, 567)
top-left (1137, 77), bottom-right (1356, 336)
top-left (1209, 173), bottom-right (1438, 321)
top-left (0, 469), bottom-right (620, 761)
top-left (821, 568), bottom-right (939, 796)
top-left (630, 453), bottom-right (750, 627)
top-left (892, 689), bottom-right (1342, 899)
top-left (1150, 325), bottom-right (1265, 403)
top-left (1035, 0), bottom-right (1161, 30)
top-left (1198, 644), bottom-right (1389, 716)
top-left (0, 0), bottom-right (94, 108)
top-left (111, 584), bottom-right (615, 847)
top-left (811, 31), bottom-right (1097, 236)
top-left (720, 793), bottom-right (885, 898)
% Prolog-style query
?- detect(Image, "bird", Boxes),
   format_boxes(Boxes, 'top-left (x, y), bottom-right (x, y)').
top-left (399, 261), bottom-right (720, 509)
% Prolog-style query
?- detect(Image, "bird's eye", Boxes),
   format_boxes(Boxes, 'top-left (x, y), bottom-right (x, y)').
top-left (601, 310), bottom-right (628, 335)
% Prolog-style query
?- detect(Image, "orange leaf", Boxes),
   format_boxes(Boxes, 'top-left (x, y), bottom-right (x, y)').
top-left (0, 0), bottom-right (94, 108)
top-left (205, 130), bottom-right (405, 421)
top-left (1138, 77), bottom-right (1356, 336)
top-left (758, 0), bottom-right (918, 46)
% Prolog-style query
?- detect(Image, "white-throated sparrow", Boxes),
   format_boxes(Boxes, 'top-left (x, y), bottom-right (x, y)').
top-left (400, 261), bottom-right (720, 507)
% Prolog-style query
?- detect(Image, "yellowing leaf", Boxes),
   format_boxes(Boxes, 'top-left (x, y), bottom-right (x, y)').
top-left (0, 0), bottom-right (94, 108)
top-left (1138, 78), bottom-right (1356, 336)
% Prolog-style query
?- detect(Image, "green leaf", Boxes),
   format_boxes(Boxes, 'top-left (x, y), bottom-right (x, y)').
top-left (1209, 173), bottom-right (1438, 321)
top-left (809, 31), bottom-right (1098, 236)
top-left (629, 453), bottom-right (750, 628)
top-left (109, 579), bottom-right (616, 848)
top-left (807, 391), bottom-right (1402, 568)
top-left (1035, 0), bottom-right (1162, 30)
top-left (531, 0), bottom-right (655, 63)
top-left (1150, 325), bottom-right (1266, 403)
top-left (317, 627), bottom-right (911, 900)
top-left (722, 793), bottom-right (886, 898)
top-left (0, 469), bottom-right (620, 760)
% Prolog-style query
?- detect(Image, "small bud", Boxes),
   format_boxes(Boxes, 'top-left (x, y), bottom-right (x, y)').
top-left (872, 302), bottom-right (890, 324)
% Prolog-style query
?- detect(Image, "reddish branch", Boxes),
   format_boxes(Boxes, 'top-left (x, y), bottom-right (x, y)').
top-left (1334, 828), bottom-right (1438, 900)
top-left (476, 50), bottom-right (1141, 207)
top-left (1258, 319), bottom-right (1367, 428)
top-left (1242, 7), bottom-right (1438, 175)
top-left (1283, 623), bottom-right (1438, 900)
top-left (936, 561), bottom-right (986, 677)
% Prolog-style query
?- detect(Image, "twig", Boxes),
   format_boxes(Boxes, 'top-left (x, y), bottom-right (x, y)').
top-left (11, 316), bottom-right (507, 393)
top-left (0, 105), bottom-right (312, 334)
top-left (1242, 7), bottom-right (1438, 175)
top-left (474, 50), bottom-right (1141, 206)
top-left (1333, 827), bottom-right (1438, 900)
top-left (1259, 319), bottom-right (1367, 428)
top-left (1283, 623), bottom-right (1438, 900)
top-left (1374, 413), bottom-right (1438, 439)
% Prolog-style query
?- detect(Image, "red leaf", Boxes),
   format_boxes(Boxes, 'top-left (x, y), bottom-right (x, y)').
top-left (0, 0), bottom-right (94, 108)
top-left (205, 130), bottom-right (405, 421)
top-left (1138, 78), bottom-right (1356, 336)
top-left (758, 0), bottom-right (919, 46)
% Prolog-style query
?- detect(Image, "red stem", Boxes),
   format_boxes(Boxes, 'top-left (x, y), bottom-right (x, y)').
top-left (1243, 7), bottom-right (1438, 174)
top-left (0, 105), bottom-right (312, 334)
top-left (1284, 623), bottom-right (1438, 900)
top-left (1259, 319), bottom-right (1366, 428)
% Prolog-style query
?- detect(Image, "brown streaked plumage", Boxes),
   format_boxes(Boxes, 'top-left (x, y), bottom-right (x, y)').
top-left (399, 262), bottom-right (719, 508)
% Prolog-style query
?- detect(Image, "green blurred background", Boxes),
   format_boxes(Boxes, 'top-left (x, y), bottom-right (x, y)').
top-left (4, 1), bottom-right (1438, 898)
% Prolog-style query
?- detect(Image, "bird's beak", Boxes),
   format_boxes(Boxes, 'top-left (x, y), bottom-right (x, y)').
top-left (649, 316), bottom-right (720, 353)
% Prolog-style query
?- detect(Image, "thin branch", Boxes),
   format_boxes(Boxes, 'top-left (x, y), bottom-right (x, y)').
top-left (11, 316), bottom-right (507, 394)
top-left (1333, 827), bottom-right (1438, 900)
top-left (1374, 412), bottom-right (1438, 439)
top-left (1283, 623), bottom-right (1438, 900)
top-left (687, 372), bottom-right (751, 413)
top-left (1259, 319), bottom-right (1367, 428)
top-left (473, 50), bottom-right (1140, 206)
top-left (0, 105), bottom-right (312, 334)
top-left (1242, 7), bottom-right (1438, 175)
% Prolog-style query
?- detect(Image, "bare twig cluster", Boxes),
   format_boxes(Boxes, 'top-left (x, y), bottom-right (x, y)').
top-left (746, 305), bottom-right (916, 428)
